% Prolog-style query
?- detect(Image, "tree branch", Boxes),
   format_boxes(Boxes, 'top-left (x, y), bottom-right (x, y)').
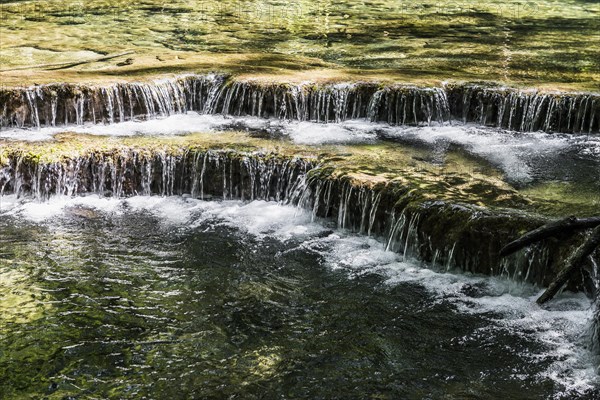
top-left (499, 216), bottom-right (600, 258)
top-left (536, 224), bottom-right (600, 305)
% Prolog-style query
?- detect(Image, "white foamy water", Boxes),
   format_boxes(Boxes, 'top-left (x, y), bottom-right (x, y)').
top-left (0, 114), bottom-right (377, 144)
top-left (3, 113), bottom-right (599, 184)
top-left (1, 194), bottom-right (598, 395)
top-left (0, 114), bottom-right (229, 141)
top-left (383, 126), bottom-right (573, 182)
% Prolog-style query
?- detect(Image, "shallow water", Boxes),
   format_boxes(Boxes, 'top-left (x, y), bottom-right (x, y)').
top-left (1, 0), bottom-right (598, 86)
top-left (0, 196), bottom-right (598, 399)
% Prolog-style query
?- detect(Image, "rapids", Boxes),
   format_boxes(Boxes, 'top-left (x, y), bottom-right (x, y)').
top-left (0, 196), bottom-right (598, 399)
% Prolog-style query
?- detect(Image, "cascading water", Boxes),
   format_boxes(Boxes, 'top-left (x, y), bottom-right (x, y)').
top-left (446, 84), bottom-right (600, 134)
top-left (0, 149), bottom-right (311, 202)
top-left (0, 75), bottom-right (224, 128)
top-left (1, 75), bottom-right (598, 133)
top-left (2, 193), bottom-right (597, 398)
top-left (1, 144), bottom-right (599, 397)
top-left (0, 149), bottom-right (574, 290)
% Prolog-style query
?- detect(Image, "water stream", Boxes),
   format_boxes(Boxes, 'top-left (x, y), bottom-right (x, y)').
top-left (1, 78), bottom-right (599, 398)
top-left (2, 75), bottom-right (598, 134)
top-left (3, 112), bottom-right (599, 188)
top-left (0, 196), bottom-right (598, 399)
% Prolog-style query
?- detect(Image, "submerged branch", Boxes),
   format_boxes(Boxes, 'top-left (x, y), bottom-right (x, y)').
top-left (499, 216), bottom-right (600, 257)
top-left (536, 225), bottom-right (600, 305)
top-left (0, 51), bottom-right (135, 72)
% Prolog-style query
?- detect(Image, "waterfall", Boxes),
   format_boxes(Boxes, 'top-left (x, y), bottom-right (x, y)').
top-left (446, 84), bottom-right (600, 133)
top-left (1, 148), bottom-right (597, 291)
top-left (2, 75), bottom-right (596, 133)
top-left (0, 74), bottom-right (226, 129)
top-left (367, 86), bottom-right (450, 125)
top-left (0, 149), bottom-right (311, 202)
top-left (384, 210), bottom-right (420, 259)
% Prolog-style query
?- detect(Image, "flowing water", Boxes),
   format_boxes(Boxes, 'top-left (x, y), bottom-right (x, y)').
top-left (1, 76), bottom-right (598, 134)
top-left (3, 112), bottom-right (599, 188)
top-left (1, 84), bottom-right (599, 398)
top-left (1, 0), bottom-right (599, 87)
top-left (0, 196), bottom-right (599, 399)
top-left (1, 1), bottom-right (599, 397)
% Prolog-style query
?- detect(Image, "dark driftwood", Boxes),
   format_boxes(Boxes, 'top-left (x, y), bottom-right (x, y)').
top-left (499, 216), bottom-right (600, 257)
top-left (536, 224), bottom-right (600, 305)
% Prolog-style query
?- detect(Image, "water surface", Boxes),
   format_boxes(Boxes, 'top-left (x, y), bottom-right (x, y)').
top-left (0, 196), bottom-right (598, 399)
top-left (1, 0), bottom-right (598, 87)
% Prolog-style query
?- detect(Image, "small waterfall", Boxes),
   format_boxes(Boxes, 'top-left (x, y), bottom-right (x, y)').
top-left (337, 181), bottom-right (354, 229)
top-left (3, 75), bottom-right (595, 133)
top-left (446, 84), bottom-right (600, 133)
top-left (1, 148), bottom-right (597, 290)
top-left (0, 74), bottom-right (226, 129)
top-left (291, 172), bottom-right (387, 236)
top-left (287, 169), bottom-right (581, 289)
top-left (367, 86), bottom-right (450, 125)
top-left (384, 210), bottom-right (421, 259)
top-left (0, 149), bottom-right (311, 202)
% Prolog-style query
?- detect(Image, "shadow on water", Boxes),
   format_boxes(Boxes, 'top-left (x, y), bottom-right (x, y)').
top-left (1, 0), bottom-right (598, 85)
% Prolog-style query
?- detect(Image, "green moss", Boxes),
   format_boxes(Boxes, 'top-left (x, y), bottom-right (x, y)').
top-left (521, 181), bottom-right (600, 217)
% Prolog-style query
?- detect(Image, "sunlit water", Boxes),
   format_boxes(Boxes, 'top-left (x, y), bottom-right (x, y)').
top-left (0, 195), bottom-right (599, 399)
top-left (1, 0), bottom-right (598, 85)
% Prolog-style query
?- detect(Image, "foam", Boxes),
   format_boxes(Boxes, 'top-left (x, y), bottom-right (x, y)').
top-left (309, 233), bottom-right (599, 396)
top-left (0, 114), bottom-right (227, 141)
top-left (1, 195), bottom-right (598, 393)
top-left (285, 120), bottom-right (378, 144)
top-left (383, 125), bottom-right (585, 183)
top-left (0, 114), bottom-right (376, 144)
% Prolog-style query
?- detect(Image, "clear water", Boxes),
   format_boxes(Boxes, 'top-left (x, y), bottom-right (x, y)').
top-left (0, 196), bottom-right (598, 399)
top-left (1, 0), bottom-right (598, 87)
